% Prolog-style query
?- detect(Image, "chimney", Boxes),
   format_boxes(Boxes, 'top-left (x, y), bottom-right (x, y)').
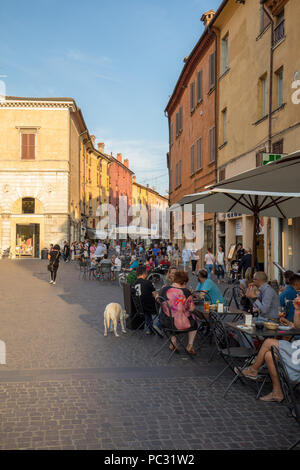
top-left (124, 158), bottom-right (129, 168)
top-left (132, 176), bottom-right (136, 183)
top-left (90, 134), bottom-right (95, 145)
top-left (200, 10), bottom-right (215, 27)
top-left (97, 142), bottom-right (105, 152)
top-left (117, 153), bottom-right (122, 162)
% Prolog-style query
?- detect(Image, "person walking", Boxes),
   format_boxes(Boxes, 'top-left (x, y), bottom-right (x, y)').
top-left (216, 245), bottom-right (225, 283)
top-left (204, 248), bottom-right (215, 279)
top-left (190, 249), bottom-right (199, 274)
top-left (48, 244), bottom-right (61, 285)
top-left (172, 244), bottom-right (181, 268)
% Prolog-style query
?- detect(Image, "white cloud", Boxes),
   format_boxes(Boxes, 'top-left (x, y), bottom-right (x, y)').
top-left (94, 132), bottom-right (169, 195)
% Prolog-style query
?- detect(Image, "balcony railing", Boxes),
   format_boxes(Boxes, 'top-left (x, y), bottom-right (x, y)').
top-left (274, 20), bottom-right (285, 45)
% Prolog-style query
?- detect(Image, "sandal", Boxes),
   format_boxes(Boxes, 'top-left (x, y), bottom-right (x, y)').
top-left (186, 345), bottom-right (196, 356)
top-left (169, 343), bottom-right (180, 353)
top-left (235, 366), bottom-right (258, 380)
top-left (259, 393), bottom-right (284, 403)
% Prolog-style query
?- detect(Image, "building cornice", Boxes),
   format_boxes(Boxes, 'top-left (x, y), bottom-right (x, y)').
top-left (0, 96), bottom-right (77, 111)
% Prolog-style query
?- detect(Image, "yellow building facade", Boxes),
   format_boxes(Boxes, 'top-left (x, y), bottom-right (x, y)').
top-left (0, 97), bottom-right (81, 258)
top-left (212, 0), bottom-right (300, 276)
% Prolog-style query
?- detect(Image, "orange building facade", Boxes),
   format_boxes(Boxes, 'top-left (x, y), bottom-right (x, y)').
top-left (165, 12), bottom-right (217, 260)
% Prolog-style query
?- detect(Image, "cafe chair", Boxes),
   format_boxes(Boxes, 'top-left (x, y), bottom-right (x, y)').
top-left (130, 287), bottom-right (160, 338)
top-left (210, 318), bottom-right (257, 398)
top-left (100, 263), bottom-right (112, 281)
top-left (271, 346), bottom-right (300, 450)
top-left (153, 296), bottom-right (197, 363)
top-left (78, 258), bottom-right (89, 280)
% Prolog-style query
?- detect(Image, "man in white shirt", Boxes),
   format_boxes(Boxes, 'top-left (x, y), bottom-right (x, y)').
top-left (95, 242), bottom-right (106, 261)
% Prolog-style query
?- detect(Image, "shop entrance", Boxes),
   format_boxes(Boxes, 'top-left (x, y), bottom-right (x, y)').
top-left (16, 224), bottom-right (40, 258)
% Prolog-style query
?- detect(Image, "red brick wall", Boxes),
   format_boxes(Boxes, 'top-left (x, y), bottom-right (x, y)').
top-left (109, 159), bottom-right (132, 226)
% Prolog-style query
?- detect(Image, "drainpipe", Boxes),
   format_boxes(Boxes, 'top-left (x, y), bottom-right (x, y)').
top-left (261, 1), bottom-right (274, 277)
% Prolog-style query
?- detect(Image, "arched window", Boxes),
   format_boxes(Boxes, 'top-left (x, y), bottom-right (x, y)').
top-left (22, 198), bottom-right (35, 214)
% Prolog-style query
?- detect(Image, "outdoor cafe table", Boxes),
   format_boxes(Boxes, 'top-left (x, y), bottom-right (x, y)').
top-left (226, 321), bottom-right (300, 341)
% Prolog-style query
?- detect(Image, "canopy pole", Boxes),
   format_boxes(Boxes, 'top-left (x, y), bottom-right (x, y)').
top-left (252, 196), bottom-right (259, 268)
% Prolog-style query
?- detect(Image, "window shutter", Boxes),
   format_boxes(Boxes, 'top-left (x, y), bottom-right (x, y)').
top-left (179, 160), bottom-right (182, 185)
top-left (175, 163), bottom-right (178, 187)
top-left (176, 113), bottom-right (179, 137)
top-left (272, 139), bottom-right (283, 154)
top-left (21, 133), bottom-right (35, 160)
top-left (190, 82), bottom-right (195, 112)
top-left (197, 70), bottom-right (203, 103)
top-left (209, 52), bottom-right (216, 89)
top-left (179, 106), bottom-right (183, 132)
top-left (21, 134), bottom-right (28, 159)
top-left (190, 145), bottom-right (194, 174)
top-left (196, 138), bottom-right (202, 170)
top-left (170, 122), bottom-right (173, 145)
top-left (209, 127), bottom-right (216, 162)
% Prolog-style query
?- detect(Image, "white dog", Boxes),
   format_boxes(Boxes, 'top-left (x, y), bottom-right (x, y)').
top-left (104, 303), bottom-right (129, 337)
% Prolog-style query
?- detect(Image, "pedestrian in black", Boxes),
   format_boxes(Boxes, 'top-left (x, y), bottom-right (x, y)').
top-left (48, 244), bottom-right (61, 285)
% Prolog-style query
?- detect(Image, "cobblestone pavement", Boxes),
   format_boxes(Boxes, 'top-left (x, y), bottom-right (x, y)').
top-left (0, 260), bottom-right (298, 450)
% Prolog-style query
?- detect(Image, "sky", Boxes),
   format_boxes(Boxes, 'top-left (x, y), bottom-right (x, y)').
top-left (1, 0), bottom-right (220, 195)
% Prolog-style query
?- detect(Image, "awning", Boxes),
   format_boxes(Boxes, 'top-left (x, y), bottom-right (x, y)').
top-left (174, 151), bottom-right (300, 264)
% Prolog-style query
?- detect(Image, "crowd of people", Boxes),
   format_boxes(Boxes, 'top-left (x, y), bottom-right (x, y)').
top-left (46, 238), bottom-right (300, 410)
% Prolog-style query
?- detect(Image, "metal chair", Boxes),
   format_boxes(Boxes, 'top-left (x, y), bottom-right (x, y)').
top-left (153, 296), bottom-right (197, 362)
top-left (130, 286), bottom-right (159, 338)
top-left (271, 346), bottom-right (300, 450)
top-left (99, 263), bottom-right (112, 281)
top-left (78, 258), bottom-right (89, 280)
top-left (210, 317), bottom-right (257, 398)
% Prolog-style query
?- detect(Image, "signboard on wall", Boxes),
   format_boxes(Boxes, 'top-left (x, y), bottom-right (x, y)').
top-left (235, 221), bottom-right (243, 236)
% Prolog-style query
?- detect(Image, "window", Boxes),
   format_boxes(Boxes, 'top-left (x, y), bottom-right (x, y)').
top-left (219, 168), bottom-right (226, 182)
top-left (170, 122), bottom-right (173, 145)
top-left (209, 127), bottom-right (216, 163)
top-left (89, 193), bottom-right (92, 208)
top-left (197, 70), bottom-right (203, 103)
top-left (260, 5), bottom-right (271, 33)
top-left (222, 108), bottom-right (227, 143)
top-left (209, 52), bottom-right (216, 90)
top-left (260, 74), bottom-right (268, 117)
top-left (276, 67), bottom-right (284, 107)
top-left (196, 138), bottom-right (202, 170)
top-left (179, 106), bottom-right (183, 133)
top-left (21, 133), bottom-right (35, 160)
top-left (272, 139), bottom-right (283, 155)
top-left (221, 35), bottom-right (229, 75)
top-left (274, 10), bottom-right (285, 45)
top-left (190, 81), bottom-right (195, 113)
top-left (256, 148), bottom-right (266, 167)
top-left (179, 159), bottom-right (182, 186)
top-left (190, 144), bottom-right (195, 175)
top-left (22, 197), bottom-right (35, 214)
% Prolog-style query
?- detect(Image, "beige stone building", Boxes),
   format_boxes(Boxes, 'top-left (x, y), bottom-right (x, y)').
top-left (0, 96), bottom-right (81, 258)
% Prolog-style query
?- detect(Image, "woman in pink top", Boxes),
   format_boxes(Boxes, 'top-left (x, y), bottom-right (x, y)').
top-left (90, 243), bottom-right (96, 260)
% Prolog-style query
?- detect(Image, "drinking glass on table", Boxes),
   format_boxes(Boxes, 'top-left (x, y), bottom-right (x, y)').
top-left (279, 305), bottom-right (286, 319)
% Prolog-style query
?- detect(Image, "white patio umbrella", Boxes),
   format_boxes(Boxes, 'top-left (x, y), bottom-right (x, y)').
top-left (176, 151), bottom-right (300, 265)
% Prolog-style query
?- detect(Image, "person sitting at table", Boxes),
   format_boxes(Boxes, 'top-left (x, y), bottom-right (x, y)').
top-left (160, 271), bottom-right (198, 355)
top-left (145, 255), bottom-right (155, 273)
top-left (134, 266), bottom-right (158, 335)
top-left (159, 255), bottom-right (171, 269)
top-left (239, 267), bottom-right (256, 312)
top-left (246, 271), bottom-right (279, 320)
top-left (195, 269), bottom-right (225, 305)
top-left (111, 255), bottom-right (122, 280)
top-left (123, 255), bottom-right (139, 272)
top-left (235, 297), bottom-right (300, 402)
top-left (279, 274), bottom-right (300, 322)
